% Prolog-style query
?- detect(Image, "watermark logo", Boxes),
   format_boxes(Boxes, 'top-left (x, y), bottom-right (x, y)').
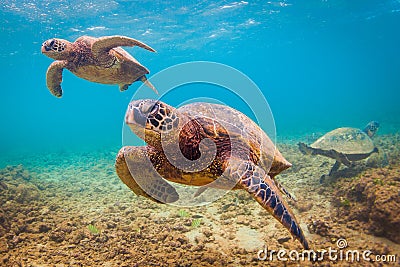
top-left (336, 238), bottom-right (347, 249)
top-left (257, 238), bottom-right (397, 263)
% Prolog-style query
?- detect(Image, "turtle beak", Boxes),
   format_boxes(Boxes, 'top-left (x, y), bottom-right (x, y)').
top-left (126, 100), bottom-right (159, 126)
top-left (41, 39), bottom-right (57, 54)
top-left (41, 40), bottom-right (51, 53)
top-left (125, 104), bottom-right (147, 141)
top-left (125, 104), bottom-right (147, 127)
top-left (41, 44), bottom-right (49, 53)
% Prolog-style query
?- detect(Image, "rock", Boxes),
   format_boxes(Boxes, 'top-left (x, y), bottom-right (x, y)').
top-left (21, 170), bottom-right (31, 181)
top-left (236, 215), bottom-right (250, 226)
top-left (0, 239), bottom-right (8, 253)
top-left (38, 224), bottom-right (52, 233)
top-left (49, 229), bottom-right (66, 243)
top-left (307, 219), bottom-right (331, 237)
top-left (0, 211), bottom-right (10, 237)
top-left (202, 228), bottom-right (213, 238)
top-left (366, 151), bottom-right (389, 168)
top-left (14, 184), bottom-right (40, 204)
top-left (0, 182), bottom-right (8, 191)
top-left (296, 202), bottom-right (313, 213)
top-left (70, 231), bottom-right (86, 244)
top-left (106, 222), bottom-right (117, 229)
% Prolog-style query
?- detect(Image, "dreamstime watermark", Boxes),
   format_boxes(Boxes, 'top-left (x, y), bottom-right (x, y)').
top-left (257, 238), bottom-right (398, 263)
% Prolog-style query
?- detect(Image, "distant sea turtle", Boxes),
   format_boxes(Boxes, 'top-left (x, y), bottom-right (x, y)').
top-left (298, 121), bottom-right (379, 181)
top-left (115, 99), bottom-right (309, 249)
top-left (41, 35), bottom-right (157, 97)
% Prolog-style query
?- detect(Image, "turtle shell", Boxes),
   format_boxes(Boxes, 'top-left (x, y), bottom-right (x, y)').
top-left (177, 102), bottom-right (291, 176)
top-left (310, 127), bottom-right (375, 155)
top-left (70, 36), bottom-right (149, 85)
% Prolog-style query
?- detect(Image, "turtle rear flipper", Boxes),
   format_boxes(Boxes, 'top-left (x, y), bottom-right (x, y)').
top-left (119, 84), bottom-right (130, 92)
top-left (139, 76), bottom-right (158, 94)
top-left (116, 146), bottom-right (179, 204)
top-left (226, 159), bottom-right (309, 250)
top-left (119, 77), bottom-right (158, 94)
top-left (329, 150), bottom-right (353, 167)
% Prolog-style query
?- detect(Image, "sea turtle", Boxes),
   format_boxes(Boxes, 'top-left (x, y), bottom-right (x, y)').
top-left (298, 121), bottom-right (379, 181)
top-left (41, 35), bottom-right (157, 98)
top-left (115, 99), bottom-right (310, 249)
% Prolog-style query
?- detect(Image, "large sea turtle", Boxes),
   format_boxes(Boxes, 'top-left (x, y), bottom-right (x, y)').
top-left (298, 121), bottom-right (379, 181)
top-left (41, 35), bottom-right (157, 97)
top-left (115, 99), bottom-right (309, 249)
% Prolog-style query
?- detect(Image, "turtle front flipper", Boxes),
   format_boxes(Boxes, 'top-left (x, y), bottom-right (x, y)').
top-left (330, 150), bottom-right (353, 167)
top-left (115, 146), bottom-right (179, 204)
top-left (298, 142), bottom-right (313, 155)
top-left (329, 160), bottom-right (341, 176)
top-left (226, 159), bottom-right (309, 250)
top-left (92, 36), bottom-right (156, 58)
top-left (46, 60), bottom-right (67, 97)
top-left (320, 160), bottom-right (343, 183)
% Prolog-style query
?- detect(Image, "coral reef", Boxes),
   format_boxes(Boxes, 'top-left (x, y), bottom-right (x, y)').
top-left (334, 166), bottom-right (400, 244)
top-left (0, 140), bottom-right (399, 266)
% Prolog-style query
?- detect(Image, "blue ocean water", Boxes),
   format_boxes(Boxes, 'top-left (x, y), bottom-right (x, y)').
top-left (1, 0), bottom-right (400, 159)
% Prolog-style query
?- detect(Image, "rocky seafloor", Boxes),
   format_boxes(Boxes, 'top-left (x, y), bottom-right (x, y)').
top-left (0, 134), bottom-right (399, 266)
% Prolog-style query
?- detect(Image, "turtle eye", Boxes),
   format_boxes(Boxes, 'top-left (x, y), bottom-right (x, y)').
top-left (43, 40), bottom-right (55, 52)
top-left (138, 101), bottom-right (158, 115)
top-left (149, 103), bottom-right (159, 116)
top-left (138, 102), bottom-right (146, 112)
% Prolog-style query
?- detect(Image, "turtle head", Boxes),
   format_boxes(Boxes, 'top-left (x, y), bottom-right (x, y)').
top-left (41, 38), bottom-right (72, 60)
top-left (125, 99), bottom-right (180, 144)
top-left (363, 121), bottom-right (380, 138)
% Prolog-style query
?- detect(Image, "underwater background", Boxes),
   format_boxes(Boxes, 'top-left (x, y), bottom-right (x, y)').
top-left (1, 1), bottom-right (400, 266)
top-left (1, 0), bottom-right (400, 158)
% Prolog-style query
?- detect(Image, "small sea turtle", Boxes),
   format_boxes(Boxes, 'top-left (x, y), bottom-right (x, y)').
top-left (298, 121), bottom-right (379, 181)
top-left (115, 99), bottom-right (309, 249)
top-left (41, 35), bottom-right (157, 97)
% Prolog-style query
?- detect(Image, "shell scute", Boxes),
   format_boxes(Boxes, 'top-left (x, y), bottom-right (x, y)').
top-left (311, 127), bottom-right (375, 155)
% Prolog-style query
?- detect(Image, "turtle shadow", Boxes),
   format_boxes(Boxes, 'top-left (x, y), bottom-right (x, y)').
top-left (320, 164), bottom-right (366, 184)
